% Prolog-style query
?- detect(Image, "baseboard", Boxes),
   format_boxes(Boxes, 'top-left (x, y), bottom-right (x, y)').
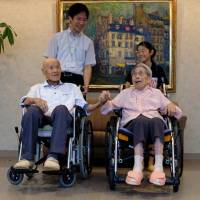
top-left (0, 150), bottom-right (199, 160)
top-left (0, 150), bottom-right (17, 158)
top-left (184, 153), bottom-right (200, 160)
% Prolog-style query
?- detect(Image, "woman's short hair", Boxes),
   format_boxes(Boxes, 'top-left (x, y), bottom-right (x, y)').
top-left (131, 63), bottom-right (152, 78)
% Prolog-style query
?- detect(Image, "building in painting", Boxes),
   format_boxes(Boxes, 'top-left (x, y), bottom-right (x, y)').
top-left (95, 3), bottom-right (169, 80)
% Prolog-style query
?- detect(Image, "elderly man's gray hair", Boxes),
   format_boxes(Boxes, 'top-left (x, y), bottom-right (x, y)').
top-left (131, 63), bottom-right (152, 78)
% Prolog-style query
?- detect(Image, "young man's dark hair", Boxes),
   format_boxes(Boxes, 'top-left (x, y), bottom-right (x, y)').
top-left (68, 3), bottom-right (89, 19)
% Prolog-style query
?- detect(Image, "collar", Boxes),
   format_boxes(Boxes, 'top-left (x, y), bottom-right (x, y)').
top-left (43, 80), bottom-right (63, 87)
top-left (133, 85), bottom-right (151, 93)
top-left (67, 27), bottom-right (82, 37)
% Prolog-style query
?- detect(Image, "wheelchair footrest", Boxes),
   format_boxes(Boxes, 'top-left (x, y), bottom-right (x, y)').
top-left (42, 170), bottom-right (62, 175)
top-left (12, 167), bottom-right (38, 174)
top-left (165, 176), bottom-right (180, 185)
top-left (115, 175), bottom-right (125, 183)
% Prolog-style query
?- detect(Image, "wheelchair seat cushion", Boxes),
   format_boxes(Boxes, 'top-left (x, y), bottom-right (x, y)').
top-left (118, 127), bottom-right (133, 137)
top-left (149, 171), bottom-right (166, 186)
top-left (38, 125), bottom-right (53, 137)
top-left (125, 170), bottom-right (143, 185)
top-left (38, 125), bottom-right (73, 138)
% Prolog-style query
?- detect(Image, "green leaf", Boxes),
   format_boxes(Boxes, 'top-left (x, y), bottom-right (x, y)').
top-left (0, 36), bottom-right (5, 53)
top-left (2, 27), bottom-right (8, 39)
top-left (0, 22), bottom-right (17, 53)
top-left (6, 28), bottom-right (14, 45)
top-left (8, 25), bottom-right (17, 37)
top-left (0, 22), bottom-right (7, 27)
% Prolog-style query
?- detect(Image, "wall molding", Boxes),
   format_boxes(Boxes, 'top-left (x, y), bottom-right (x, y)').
top-left (0, 150), bottom-right (199, 159)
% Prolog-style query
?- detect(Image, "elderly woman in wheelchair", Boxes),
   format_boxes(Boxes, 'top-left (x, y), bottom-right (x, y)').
top-left (101, 63), bottom-right (182, 187)
top-left (8, 58), bottom-right (105, 186)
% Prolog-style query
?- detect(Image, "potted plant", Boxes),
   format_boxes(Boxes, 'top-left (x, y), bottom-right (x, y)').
top-left (0, 22), bottom-right (17, 53)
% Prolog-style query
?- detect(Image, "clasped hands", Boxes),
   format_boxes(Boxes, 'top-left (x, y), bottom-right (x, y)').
top-left (98, 90), bottom-right (111, 106)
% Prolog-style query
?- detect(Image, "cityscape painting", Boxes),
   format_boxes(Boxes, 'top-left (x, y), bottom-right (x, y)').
top-left (57, 0), bottom-right (176, 91)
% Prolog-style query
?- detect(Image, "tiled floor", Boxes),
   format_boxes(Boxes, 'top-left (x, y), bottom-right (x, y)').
top-left (0, 158), bottom-right (199, 200)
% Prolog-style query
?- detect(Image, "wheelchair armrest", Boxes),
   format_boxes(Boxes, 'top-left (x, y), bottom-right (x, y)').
top-left (20, 103), bottom-right (30, 108)
top-left (75, 106), bottom-right (87, 117)
top-left (178, 116), bottom-right (187, 131)
top-left (113, 108), bottom-right (122, 118)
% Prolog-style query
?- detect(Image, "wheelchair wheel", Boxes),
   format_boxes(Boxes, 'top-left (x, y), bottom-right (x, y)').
top-left (59, 171), bottom-right (76, 188)
top-left (172, 118), bottom-right (184, 178)
top-left (173, 184), bottom-right (179, 192)
top-left (79, 118), bottom-right (93, 179)
top-left (7, 167), bottom-right (24, 185)
top-left (108, 132), bottom-right (116, 190)
top-left (175, 132), bottom-right (184, 177)
top-left (105, 122), bottom-right (110, 176)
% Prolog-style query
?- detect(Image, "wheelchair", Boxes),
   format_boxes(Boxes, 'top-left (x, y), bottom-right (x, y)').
top-left (105, 85), bottom-right (185, 192)
top-left (7, 106), bottom-right (93, 187)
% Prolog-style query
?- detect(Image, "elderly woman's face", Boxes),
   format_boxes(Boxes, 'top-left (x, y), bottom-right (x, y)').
top-left (132, 66), bottom-right (150, 90)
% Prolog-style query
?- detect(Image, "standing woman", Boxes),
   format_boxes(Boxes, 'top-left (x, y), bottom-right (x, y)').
top-left (125, 41), bottom-right (168, 89)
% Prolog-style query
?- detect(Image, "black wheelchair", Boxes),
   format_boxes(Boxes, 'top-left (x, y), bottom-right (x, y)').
top-left (7, 106), bottom-right (93, 187)
top-left (105, 85), bottom-right (185, 192)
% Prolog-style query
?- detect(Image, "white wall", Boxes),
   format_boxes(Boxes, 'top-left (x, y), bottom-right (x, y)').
top-left (0, 0), bottom-right (199, 153)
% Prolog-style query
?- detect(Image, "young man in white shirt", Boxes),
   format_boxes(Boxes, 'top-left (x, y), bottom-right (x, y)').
top-left (44, 3), bottom-right (96, 94)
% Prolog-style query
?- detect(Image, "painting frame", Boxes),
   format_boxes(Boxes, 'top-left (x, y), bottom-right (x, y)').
top-left (56, 0), bottom-right (176, 92)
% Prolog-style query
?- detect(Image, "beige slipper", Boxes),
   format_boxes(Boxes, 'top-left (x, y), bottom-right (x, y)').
top-left (43, 157), bottom-right (60, 171)
top-left (14, 159), bottom-right (34, 169)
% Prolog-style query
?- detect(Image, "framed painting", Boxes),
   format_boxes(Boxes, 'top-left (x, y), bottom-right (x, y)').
top-left (57, 0), bottom-right (176, 91)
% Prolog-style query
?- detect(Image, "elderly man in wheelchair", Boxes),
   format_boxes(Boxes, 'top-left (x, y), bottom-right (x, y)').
top-left (101, 63), bottom-right (183, 189)
top-left (8, 58), bottom-right (105, 186)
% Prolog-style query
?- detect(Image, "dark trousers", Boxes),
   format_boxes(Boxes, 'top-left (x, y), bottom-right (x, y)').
top-left (61, 71), bottom-right (83, 86)
top-left (124, 115), bottom-right (165, 147)
top-left (21, 105), bottom-right (72, 160)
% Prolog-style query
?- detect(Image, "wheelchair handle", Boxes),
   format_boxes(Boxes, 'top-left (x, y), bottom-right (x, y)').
top-left (113, 108), bottom-right (122, 118)
top-left (75, 106), bottom-right (87, 117)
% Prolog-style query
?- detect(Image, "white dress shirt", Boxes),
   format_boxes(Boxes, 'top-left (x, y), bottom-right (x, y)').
top-left (21, 81), bottom-right (87, 116)
top-left (44, 28), bottom-right (96, 75)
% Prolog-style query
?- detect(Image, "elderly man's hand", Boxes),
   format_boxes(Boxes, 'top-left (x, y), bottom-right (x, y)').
top-left (166, 102), bottom-right (177, 116)
top-left (124, 82), bottom-right (131, 89)
top-left (34, 98), bottom-right (48, 113)
top-left (82, 85), bottom-right (89, 95)
top-left (99, 90), bottom-right (111, 105)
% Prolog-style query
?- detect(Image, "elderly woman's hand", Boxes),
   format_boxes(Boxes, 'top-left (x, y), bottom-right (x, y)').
top-left (166, 102), bottom-right (177, 116)
top-left (99, 90), bottom-right (111, 105)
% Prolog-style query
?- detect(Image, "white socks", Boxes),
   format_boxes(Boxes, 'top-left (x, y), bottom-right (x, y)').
top-left (154, 154), bottom-right (164, 172)
top-left (133, 155), bottom-right (144, 172)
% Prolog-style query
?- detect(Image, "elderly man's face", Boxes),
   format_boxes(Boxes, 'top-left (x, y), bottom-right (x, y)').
top-left (42, 59), bottom-right (61, 84)
top-left (132, 66), bottom-right (150, 90)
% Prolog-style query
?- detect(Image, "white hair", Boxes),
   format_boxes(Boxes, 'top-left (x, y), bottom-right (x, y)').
top-left (131, 63), bottom-right (152, 78)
